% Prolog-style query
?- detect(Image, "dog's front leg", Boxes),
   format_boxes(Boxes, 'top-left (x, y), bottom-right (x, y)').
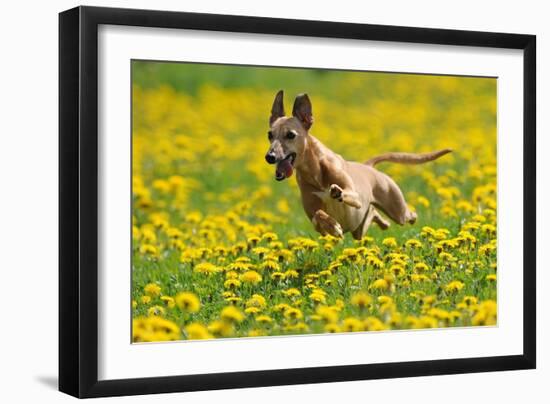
top-left (299, 180), bottom-right (344, 238)
top-left (312, 209), bottom-right (344, 238)
top-left (326, 170), bottom-right (362, 209)
top-left (329, 184), bottom-right (361, 209)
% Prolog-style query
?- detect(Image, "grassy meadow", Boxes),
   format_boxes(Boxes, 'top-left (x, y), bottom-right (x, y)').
top-left (131, 61), bottom-right (497, 342)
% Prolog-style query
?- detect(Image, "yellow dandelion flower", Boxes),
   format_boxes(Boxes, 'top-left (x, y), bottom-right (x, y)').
top-left (260, 260), bottom-right (280, 271)
top-left (231, 242), bottom-right (247, 255)
top-left (247, 235), bottom-right (261, 246)
top-left (364, 316), bottom-right (387, 331)
top-left (309, 290), bottom-right (326, 303)
top-left (251, 246), bottom-right (269, 257)
top-left (224, 278), bottom-right (241, 289)
top-left (225, 270), bottom-right (239, 279)
top-left (366, 255), bottom-right (384, 269)
top-left (420, 295), bottom-right (436, 306)
top-left (427, 308), bottom-right (450, 321)
top-left (316, 305), bottom-right (339, 323)
top-left (262, 232), bottom-right (278, 242)
top-left (356, 236), bottom-right (374, 246)
top-left (382, 237), bottom-right (398, 248)
top-left (193, 262), bottom-right (222, 275)
top-left (284, 269), bottom-right (300, 278)
top-left (160, 296), bottom-right (175, 308)
top-left (319, 269), bottom-right (332, 277)
top-left (225, 296), bottom-right (242, 304)
top-left (133, 316), bottom-right (180, 342)
top-left (472, 300), bottom-right (497, 326)
top-left (273, 303), bottom-right (291, 313)
top-left (240, 270), bottom-right (262, 284)
top-left (350, 292), bottom-right (372, 308)
top-left (421, 226), bottom-right (436, 238)
top-left (186, 323), bottom-right (213, 340)
top-left (370, 278), bottom-right (390, 291)
top-left (255, 315), bottom-right (273, 324)
top-left (324, 323), bottom-right (341, 333)
top-left (445, 280), bottom-right (465, 293)
top-left (143, 283), bottom-right (161, 297)
top-left (405, 239), bottom-right (423, 249)
top-left (284, 307), bottom-right (303, 320)
top-left (283, 322), bottom-right (309, 333)
top-left (282, 288), bottom-right (301, 298)
top-left (389, 264), bottom-right (406, 277)
top-left (414, 262), bottom-right (429, 272)
top-left (481, 224), bottom-right (496, 235)
top-left (166, 227), bottom-right (184, 239)
top-left (439, 252), bottom-right (456, 262)
top-left (271, 271), bottom-right (286, 281)
top-left (411, 273), bottom-right (431, 283)
top-left (378, 295), bottom-right (393, 305)
top-left (220, 306), bottom-right (244, 323)
top-left (246, 294), bottom-right (267, 309)
top-left (342, 317), bottom-right (364, 332)
top-left (418, 316), bottom-right (439, 328)
top-left (139, 244), bottom-right (158, 256)
top-left (248, 329), bottom-right (266, 337)
top-left (175, 292), bottom-right (201, 313)
top-left (269, 241), bottom-right (284, 250)
top-left (140, 228), bottom-right (157, 244)
top-left (132, 225), bottom-right (141, 240)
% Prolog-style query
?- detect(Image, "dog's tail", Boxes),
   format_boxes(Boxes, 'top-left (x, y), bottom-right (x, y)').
top-left (365, 149), bottom-right (452, 167)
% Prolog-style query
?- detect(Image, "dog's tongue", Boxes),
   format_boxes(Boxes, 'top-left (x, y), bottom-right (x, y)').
top-left (276, 159), bottom-right (293, 180)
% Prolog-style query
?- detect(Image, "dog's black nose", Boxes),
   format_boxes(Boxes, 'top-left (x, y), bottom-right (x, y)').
top-left (265, 153), bottom-right (277, 164)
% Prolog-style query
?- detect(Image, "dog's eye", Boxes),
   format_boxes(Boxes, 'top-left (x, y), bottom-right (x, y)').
top-left (267, 131), bottom-right (273, 141)
top-left (286, 131), bottom-right (296, 140)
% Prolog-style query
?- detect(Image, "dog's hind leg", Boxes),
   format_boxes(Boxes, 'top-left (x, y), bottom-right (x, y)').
top-left (372, 209), bottom-right (390, 229)
top-left (372, 173), bottom-right (416, 225)
top-left (351, 206), bottom-right (390, 240)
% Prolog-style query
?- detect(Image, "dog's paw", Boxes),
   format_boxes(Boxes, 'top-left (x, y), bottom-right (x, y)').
top-left (329, 184), bottom-right (343, 202)
top-left (313, 211), bottom-right (344, 238)
top-left (323, 219), bottom-right (344, 238)
top-left (407, 211), bottom-right (417, 225)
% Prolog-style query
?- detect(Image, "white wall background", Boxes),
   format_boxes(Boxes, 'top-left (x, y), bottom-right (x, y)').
top-left (0, 0), bottom-right (546, 402)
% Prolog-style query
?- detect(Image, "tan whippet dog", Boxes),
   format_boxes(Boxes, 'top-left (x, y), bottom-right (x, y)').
top-left (265, 90), bottom-right (451, 240)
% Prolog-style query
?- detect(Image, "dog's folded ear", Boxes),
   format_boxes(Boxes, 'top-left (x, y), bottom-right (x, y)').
top-left (292, 93), bottom-right (313, 130)
top-left (270, 90), bottom-right (285, 126)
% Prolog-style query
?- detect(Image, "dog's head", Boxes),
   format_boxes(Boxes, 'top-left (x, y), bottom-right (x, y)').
top-left (265, 90), bottom-right (313, 181)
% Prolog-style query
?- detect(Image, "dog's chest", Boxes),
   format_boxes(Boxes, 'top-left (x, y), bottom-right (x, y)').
top-left (312, 190), bottom-right (364, 232)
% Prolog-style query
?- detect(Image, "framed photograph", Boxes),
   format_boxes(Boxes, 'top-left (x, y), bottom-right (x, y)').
top-left (59, 6), bottom-right (536, 398)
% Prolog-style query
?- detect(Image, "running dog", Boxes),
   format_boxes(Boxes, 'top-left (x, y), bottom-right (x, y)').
top-left (265, 90), bottom-right (451, 239)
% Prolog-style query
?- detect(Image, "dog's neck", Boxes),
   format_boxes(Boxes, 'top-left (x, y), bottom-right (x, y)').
top-left (295, 134), bottom-right (329, 191)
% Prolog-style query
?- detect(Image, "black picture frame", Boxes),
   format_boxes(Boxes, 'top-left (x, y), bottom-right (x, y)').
top-left (59, 5), bottom-right (536, 398)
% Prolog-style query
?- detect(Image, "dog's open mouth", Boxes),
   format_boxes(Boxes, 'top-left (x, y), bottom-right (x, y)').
top-left (275, 153), bottom-right (296, 181)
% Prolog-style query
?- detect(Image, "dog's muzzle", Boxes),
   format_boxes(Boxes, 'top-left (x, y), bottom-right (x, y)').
top-left (274, 153), bottom-right (296, 181)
